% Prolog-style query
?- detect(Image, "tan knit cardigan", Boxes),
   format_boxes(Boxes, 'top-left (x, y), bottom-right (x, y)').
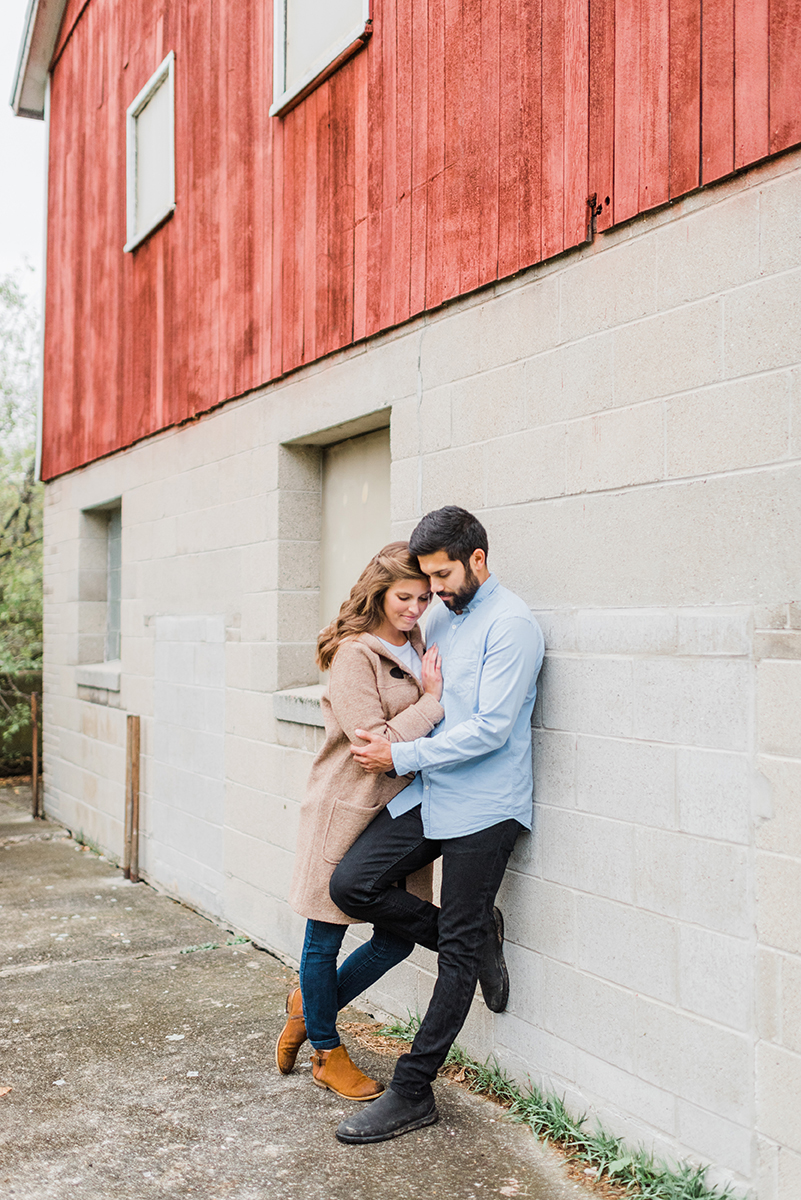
top-left (288, 627), bottom-right (444, 924)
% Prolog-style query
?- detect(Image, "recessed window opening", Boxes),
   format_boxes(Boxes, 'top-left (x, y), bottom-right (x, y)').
top-left (319, 426), bottom-right (390, 631)
top-left (124, 51), bottom-right (175, 252)
top-left (271, 0), bottom-right (371, 117)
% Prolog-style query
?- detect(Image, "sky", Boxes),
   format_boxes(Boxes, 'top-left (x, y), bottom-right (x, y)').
top-left (1, 0), bottom-right (46, 303)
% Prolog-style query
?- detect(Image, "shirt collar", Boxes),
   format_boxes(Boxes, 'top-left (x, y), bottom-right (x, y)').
top-left (448, 572), bottom-right (498, 618)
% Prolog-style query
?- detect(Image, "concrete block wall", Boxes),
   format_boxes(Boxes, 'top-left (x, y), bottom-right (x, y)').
top-left (40, 149), bottom-right (801, 1197)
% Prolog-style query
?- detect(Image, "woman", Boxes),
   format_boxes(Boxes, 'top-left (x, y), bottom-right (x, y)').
top-left (275, 542), bottom-right (443, 1100)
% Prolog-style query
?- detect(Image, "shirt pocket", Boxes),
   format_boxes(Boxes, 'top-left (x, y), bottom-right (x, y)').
top-left (322, 798), bottom-right (382, 866)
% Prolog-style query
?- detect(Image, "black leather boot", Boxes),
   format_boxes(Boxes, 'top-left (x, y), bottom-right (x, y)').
top-left (335, 1086), bottom-right (438, 1143)
top-left (477, 906), bottom-right (509, 1013)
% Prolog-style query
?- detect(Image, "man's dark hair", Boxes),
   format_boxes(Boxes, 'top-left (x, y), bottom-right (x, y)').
top-left (409, 506), bottom-right (489, 567)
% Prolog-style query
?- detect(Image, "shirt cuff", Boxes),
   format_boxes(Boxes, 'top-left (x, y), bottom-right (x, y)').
top-left (391, 741), bottom-right (419, 776)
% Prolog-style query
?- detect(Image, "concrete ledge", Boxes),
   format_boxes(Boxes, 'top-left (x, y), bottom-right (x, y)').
top-left (75, 660), bottom-right (122, 692)
top-left (273, 685), bottom-right (325, 727)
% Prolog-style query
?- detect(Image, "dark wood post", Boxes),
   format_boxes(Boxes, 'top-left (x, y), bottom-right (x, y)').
top-left (124, 715), bottom-right (141, 882)
top-left (30, 692), bottom-right (40, 819)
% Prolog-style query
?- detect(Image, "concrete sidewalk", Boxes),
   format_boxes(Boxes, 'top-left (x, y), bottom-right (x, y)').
top-left (0, 784), bottom-right (594, 1200)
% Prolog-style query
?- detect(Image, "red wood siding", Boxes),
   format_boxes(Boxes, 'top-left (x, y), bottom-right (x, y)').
top-left (41, 0), bottom-right (801, 479)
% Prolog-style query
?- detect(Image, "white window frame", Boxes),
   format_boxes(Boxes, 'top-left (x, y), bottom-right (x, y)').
top-left (270, 0), bottom-right (371, 118)
top-left (124, 51), bottom-right (176, 253)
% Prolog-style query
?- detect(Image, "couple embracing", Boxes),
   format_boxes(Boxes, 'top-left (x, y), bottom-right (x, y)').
top-left (275, 506), bottom-right (544, 1145)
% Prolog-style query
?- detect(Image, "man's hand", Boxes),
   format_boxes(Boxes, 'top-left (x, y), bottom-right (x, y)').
top-left (350, 729), bottom-right (394, 773)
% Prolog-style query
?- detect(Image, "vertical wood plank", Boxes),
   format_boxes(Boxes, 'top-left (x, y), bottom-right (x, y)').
top-left (769, 0), bottom-right (801, 153)
top-left (459, 0), bottom-right (482, 295)
top-left (353, 49), bottom-right (370, 342)
top-left (640, 0), bottom-right (669, 210)
top-left (669, 0), bottom-right (702, 197)
top-left (701, 0), bottom-right (735, 182)
top-left (303, 87), bottom-right (320, 361)
top-left (281, 104), bottom-right (305, 372)
top-left (408, 0), bottom-right (428, 316)
top-left (497, 0), bottom-right (522, 277)
top-left (365, 0), bottom-right (385, 335)
top-left (394, 0), bottom-right (414, 324)
top-left (425, 0), bottom-right (446, 308)
top-left (329, 66), bottom-right (355, 351)
top-left (441, 0), bottom-right (464, 302)
top-left (541, 0), bottom-right (565, 258)
top-left (380, 0), bottom-right (398, 328)
top-left (477, 0), bottom-right (501, 287)
top-left (518, 0), bottom-right (542, 267)
top-left (734, 0), bottom-right (769, 168)
top-left (588, 0), bottom-right (615, 230)
top-left (564, 0), bottom-right (590, 248)
top-left (614, 0), bottom-right (641, 222)
top-left (314, 82), bottom-right (331, 357)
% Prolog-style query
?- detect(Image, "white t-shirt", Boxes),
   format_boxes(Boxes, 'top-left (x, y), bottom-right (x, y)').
top-left (377, 636), bottom-right (423, 681)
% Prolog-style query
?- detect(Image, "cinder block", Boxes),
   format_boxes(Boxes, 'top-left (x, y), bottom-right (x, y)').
top-left (725, 270), bottom-right (801, 377)
top-left (419, 385), bottom-right (452, 453)
top-left (500, 872), bottom-right (576, 963)
top-left (792, 368), bottom-right (801, 460)
top-left (420, 445), bottom-right (484, 513)
top-left (635, 996), bottom-right (751, 1123)
top-left (450, 362), bottom-right (526, 448)
top-left (676, 607), bottom-right (752, 656)
top-left (389, 395), bottom-right (419, 461)
top-left (276, 591), bottom-right (318, 644)
top-left (576, 609), bottom-right (677, 655)
top-left (675, 1100), bottom-right (753, 1178)
top-left (679, 926), bottom-right (751, 1031)
top-left (485, 425), bottom-right (566, 507)
top-left (758, 1135), bottom-right (780, 1200)
top-left (760, 169), bottom-right (801, 277)
top-left (754, 631), bottom-right (801, 660)
top-left (572, 1047), bottom-right (677, 1133)
top-left (633, 658), bottom-right (751, 751)
top-left (494, 1012), bottom-right (577, 1083)
top-left (526, 331), bottom-right (616, 426)
top-left (776, 954), bottom-right (801, 1056)
top-left (757, 851), bottom-right (801, 954)
top-left (539, 655), bottom-right (634, 738)
top-left (758, 660), bottom-right (801, 758)
top-left (757, 948), bottom-right (780, 1044)
top-left (566, 401), bottom-right (664, 494)
top-left (277, 490), bottom-right (321, 541)
top-left (531, 609), bottom-right (577, 652)
top-left (479, 274), bottom-right (561, 371)
top-left (756, 757), bottom-right (801, 858)
top-left (576, 735), bottom-right (675, 828)
top-left (635, 828), bottom-right (749, 935)
top-left (276, 642), bottom-right (315, 690)
top-left (666, 373), bottom-right (790, 479)
top-left (615, 299), bottom-right (723, 406)
top-left (656, 190), bottom-right (760, 308)
top-left (278, 443), bottom-right (320, 492)
top-left (676, 748), bottom-right (751, 844)
top-left (420, 302), bottom-right (483, 388)
top-left (532, 729), bottom-right (576, 809)
top-left (539, 807), bottom-right (635, 904)
top-left (560, 233), bottom-right (657, 343)
top-left (778, 1145), bottom-right (801, 1200)
top-left (542, 958), bottom-right (636, 1071)
top-left (757, 1042), bottom-right (801, 1154)
top-left (390, 456), bottom-right (420, 522)
top-left (576, 894), bottom-right (677, 1003)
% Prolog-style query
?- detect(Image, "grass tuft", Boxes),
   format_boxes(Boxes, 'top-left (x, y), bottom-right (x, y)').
top-left (378, 1014), bottom-right (734, 1200)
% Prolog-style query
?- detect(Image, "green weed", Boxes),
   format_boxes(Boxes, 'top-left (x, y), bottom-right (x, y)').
top-left (379, 1014), bottom-right (734, 1200)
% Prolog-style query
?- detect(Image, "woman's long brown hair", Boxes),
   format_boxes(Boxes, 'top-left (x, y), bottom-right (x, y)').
top-left (316, 541), bottom-right (429, 670)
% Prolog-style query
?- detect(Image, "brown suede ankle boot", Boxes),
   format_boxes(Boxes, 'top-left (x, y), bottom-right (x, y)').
top-left (310, 1044), bottom-right (384, 1100)
top-left (275, 986), bottom-right (307, 1074)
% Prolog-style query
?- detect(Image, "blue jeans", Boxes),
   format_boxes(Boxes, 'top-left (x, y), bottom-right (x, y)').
top-left (298, 918), bottom-right (414, 1049)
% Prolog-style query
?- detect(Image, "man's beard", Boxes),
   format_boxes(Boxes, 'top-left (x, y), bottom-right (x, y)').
top-left (440, 564), bottom-right (482, 613)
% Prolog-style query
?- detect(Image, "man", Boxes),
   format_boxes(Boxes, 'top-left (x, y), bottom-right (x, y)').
top-left (329, 505), bottom-right (544, 1144)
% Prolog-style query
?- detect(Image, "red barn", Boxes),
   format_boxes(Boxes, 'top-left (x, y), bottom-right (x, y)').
top-left (13, 1), bottom-right (801, 1191)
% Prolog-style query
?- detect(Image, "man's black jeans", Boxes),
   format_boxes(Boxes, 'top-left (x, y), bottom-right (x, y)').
top-left (329, 806), bottom-right (523, 1101)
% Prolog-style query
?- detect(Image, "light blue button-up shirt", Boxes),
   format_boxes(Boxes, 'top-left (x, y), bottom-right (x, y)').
top-left (387, 573), bottom-right (544, 838)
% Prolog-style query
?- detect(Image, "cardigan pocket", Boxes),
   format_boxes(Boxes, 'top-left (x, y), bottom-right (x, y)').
top-left (321, 798), bottom-right (382, 866)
